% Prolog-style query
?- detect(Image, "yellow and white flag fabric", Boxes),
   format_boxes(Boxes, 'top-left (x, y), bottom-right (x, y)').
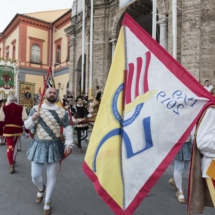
top-left (83, 14), bottom-right (214, 215)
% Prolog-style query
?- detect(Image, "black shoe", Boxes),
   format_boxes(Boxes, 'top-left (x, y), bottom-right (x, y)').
top-left (77, 145), bottom-right (83, 153)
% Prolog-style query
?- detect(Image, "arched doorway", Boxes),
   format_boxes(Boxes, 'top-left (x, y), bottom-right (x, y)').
top-left (77, 54), bottom-right (86, 95)
top-left (115, 1), bottom-right (159, 42)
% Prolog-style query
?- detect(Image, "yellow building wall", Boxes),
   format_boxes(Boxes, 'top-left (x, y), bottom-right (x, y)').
top-left (53, 23), bottom-right (70, 64)
top-left (26, 26), bottom-right (48, 64)
top-left (25, 74), bottom-right (44, 93)
top-left (54, 73), bottom-right (69, 100)
top-left (5, 26), bottom-right (19, 60)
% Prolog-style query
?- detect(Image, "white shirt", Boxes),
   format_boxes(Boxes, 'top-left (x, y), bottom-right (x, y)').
top-left (196, 108), bottom-right (215, 178)
top-left (24, 103), bottom-right (74, 148)
top-left (204, 85), bottom-right (213, 92)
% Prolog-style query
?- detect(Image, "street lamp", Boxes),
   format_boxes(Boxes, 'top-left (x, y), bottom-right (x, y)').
top-left (58, 82), bottom-right (61, 89)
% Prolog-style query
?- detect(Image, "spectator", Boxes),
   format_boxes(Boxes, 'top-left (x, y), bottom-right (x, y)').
top-left (95, 86), bottom-right (102, 101)
top-left (168, 134), bottom-right (192, 204)
top-left (204, 80), bottom-right (213, 92)
top-left (67, 91), bottom-right (73, 106)
top-left (62, 95), bottom-right (68, 107)
top-left (81, 92), bottom-right (88, 106)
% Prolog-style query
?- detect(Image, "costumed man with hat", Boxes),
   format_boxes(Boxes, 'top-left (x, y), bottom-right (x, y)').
top-left (0, 94), bottom-right (28, 173)
top-left (188, 106), bottom-right (215, 214)
top-left (24, 88), bottom-right (73, 215)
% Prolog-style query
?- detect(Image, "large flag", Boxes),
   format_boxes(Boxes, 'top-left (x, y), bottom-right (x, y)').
top-left (83, 14), bottom-right (215, 215)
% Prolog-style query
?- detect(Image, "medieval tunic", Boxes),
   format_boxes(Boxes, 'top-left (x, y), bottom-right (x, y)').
top-left (196, 108), bottom-right (215, 178)
top-left (0, 102), bottom-right (28, 136)
top-left (0, 102), bottom-right (28, 165)
top-left (25, 103), bottom-right (74, 163)
top-left (175, 135), bottom-right (192, 161)
top-left (72, 105), bottom-right (91, 130)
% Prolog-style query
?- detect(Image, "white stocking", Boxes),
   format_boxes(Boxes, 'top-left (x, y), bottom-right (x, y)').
top-left (31, 162), bottom-right (44, 191)
top-left (45, 162), bottom-right (58, 204)
top-left (173, 160), bottom-right (190, 192)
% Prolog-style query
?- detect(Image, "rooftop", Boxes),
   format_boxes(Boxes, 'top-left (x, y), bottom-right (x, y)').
top-left (23, 8), bottom-right (70, 23)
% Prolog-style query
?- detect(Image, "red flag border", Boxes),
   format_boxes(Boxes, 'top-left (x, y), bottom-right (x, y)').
top-left (82, 13), bottom-right (215, 215)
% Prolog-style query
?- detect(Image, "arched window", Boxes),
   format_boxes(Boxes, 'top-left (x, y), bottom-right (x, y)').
top-left (31, 44), bottom-right (40, 63)
top-left (56, 45), bottom-right (61, 63)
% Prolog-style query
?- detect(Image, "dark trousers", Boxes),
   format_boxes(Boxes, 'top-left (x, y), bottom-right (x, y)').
top-left (77, 129), bottom-right (88, 149)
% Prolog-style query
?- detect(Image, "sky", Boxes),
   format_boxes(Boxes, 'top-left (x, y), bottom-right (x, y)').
top-left (0, 0), bottom-right (73, 32)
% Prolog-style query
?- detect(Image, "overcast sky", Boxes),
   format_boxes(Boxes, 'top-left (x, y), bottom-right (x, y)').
top-left (0, 0), bottom-right (73, 32)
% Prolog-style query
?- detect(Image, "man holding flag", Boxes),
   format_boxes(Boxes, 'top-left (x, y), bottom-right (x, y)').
top-left (24, 68), bottom-right (73, 215)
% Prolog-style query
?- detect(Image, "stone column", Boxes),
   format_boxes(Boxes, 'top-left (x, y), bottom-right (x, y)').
top-left (158, 18), bottom-right (167, 50)
top-left (109, 39), bottom-right (117, 59)
top-left (69, 37), bottom-right (76, 95)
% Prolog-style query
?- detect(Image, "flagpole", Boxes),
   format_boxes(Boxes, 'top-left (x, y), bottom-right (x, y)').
top-left (152, 0), bottom-right (157, 39)
top-left (38, 67), bottom-right (52, 112)
top-left (89, 0), bottom-right (94, 98)
top-left (81, 0), bottom-right (85, 94)
top-left (172, 0), bottom-right (177, 59)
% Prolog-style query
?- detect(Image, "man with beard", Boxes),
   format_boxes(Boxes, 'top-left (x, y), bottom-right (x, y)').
top-left (24, 88), bottom-right (73, 215)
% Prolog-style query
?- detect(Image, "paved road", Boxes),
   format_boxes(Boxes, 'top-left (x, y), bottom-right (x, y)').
top-left (0, 135), bottom-right (214, 215)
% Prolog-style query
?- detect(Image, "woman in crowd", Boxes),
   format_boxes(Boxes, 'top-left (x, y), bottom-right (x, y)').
top-left (168, 135), bottom-right (192, 203)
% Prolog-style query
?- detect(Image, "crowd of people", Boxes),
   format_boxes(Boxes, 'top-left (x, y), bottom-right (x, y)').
top-left (0, 80), bottom-right (215, 214)
top-left (61, 86), bottom-right (102, 153)
top-left (0, 86), bottom-right (102, 215)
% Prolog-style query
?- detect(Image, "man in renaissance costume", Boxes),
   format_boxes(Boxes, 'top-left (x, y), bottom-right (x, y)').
top-left (72, 96), bottom-right (92, 153)
top-left (188, 106), bottom-right (215, 214)
top-left (0, 95), bottom-right (28, 173)
top-left (24, 88), bottom-right (73, 215)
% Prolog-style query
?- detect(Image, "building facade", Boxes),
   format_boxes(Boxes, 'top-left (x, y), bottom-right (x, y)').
top-left (0, 9), bottom-right (72, 99)
top-left (67, 0), bottom-right (215, 98)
